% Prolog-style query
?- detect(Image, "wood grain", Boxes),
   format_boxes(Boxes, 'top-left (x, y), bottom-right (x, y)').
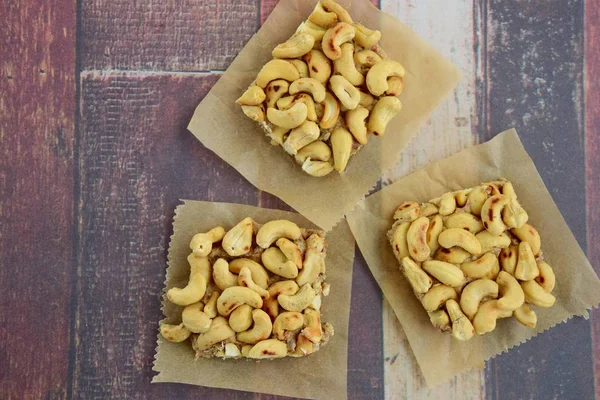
top-left (0, 0), bottom-right (76, 398)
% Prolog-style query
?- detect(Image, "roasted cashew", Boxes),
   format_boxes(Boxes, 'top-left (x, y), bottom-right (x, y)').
top-left (422, 260), bottom-right (465, 287)
top-left (282, 120), bottom-right (320, 155)
top-left (514, 242), bottom-right (539, 281)
top-left (212, 258), bottom-right (238, 291)
top-left (247, 339), bottom-right (288, 359)
top-left (496, 271), bottom-right (525, 311)
top-left (222, 217), bottom-right (254, 257)
top-left (455, 190), bottom-right (470, 207)
top-left (426, 215), bottom-right (444, 254)
top-left (514, 303), bottom-right (537, 328)
top-left (267, 103), bottom-right (308, 129)
top-left (481, 194), bottom-right (510, 235)
top-left (331, 127), bottom-right (353, 172)
top-left (475, 231), bottom-right (511, 254)
top-left (322, 22), bottom-right (355, 60)
top-left (261, 247), bottom-right (299, 279)
top-left (308, 1), bottom-right (339, 28)
top-left (303, 50), bottom-right (332, 84)
top-left (345, 106), bottom-right (369, 144)
top-left (302, 159), bottom-right (334, 177)
top-left (468, 187), bottom-right (488, 216)
top-left (272, 33), bottom-right (315, 59)
top-left (472, 300), bottom-right (504, 335)
top-left (406, 216), bottom-right (431, 262)
top-left (499, 245), bottom-right (518, 275)
top-left (354, 50), bottom-right (383, 69)
top-left (241, 344), bottom-right (253, 357)
top-left (268, 280), bottom-right (300, 299)
top-left (167, 266), bottom-right (207, 306)
top-left (445, 213), bottom-right (484, 234)
top-left (461, 253), bottom-right (499, 280)
top-left (267, 126), bottom-right (290, 146)
top-left (359, 90), bottom-right (376, 109)
top-left (204, 291), bottom-right (219, 318)
top-left (428, 309), bottom-right (451, 331)
top-left (483, 182), bottom-right (501, 196)
top-left (535, 261), bottom-right (555, 292)
top-left (241, 105), bottom-right (265, 122)
top-left (288, 59), bottom-right (309, 78)
top-left (446, 299), bottom-right (475, 341)
top-left (229, 304), bottom-right (253, 332)
top-left (216, 286), bottom-right (263, 317)
top-left (160, 322), bottom-right (191, 342)
top-left (265, 79), bottom-right (290, 108)
top-left (366, 60), bottom-right (405, 96)
top-left (273, 311), bottom-right (304, 340)
top-left (293, 333), bottom-right (314, 357)
top-left (434, 247), bottom-right (471, 264)
top-left (296, 234), bottom-right (325, 286)
top-left (501, 182), bottom-right (528, 228)
top-left (236, 86), bottom-right (266, 106)
top-left (229, 258), bottom-right (269, 289)
top-left (391, 222), bottom-right (411, 262)
top-left (256, 59), bottom-right (300, 88)
top-left (302, 308), bottom-right (323, 343)
top-left (237, 309), bottom-right (273, 344)
top-left (438, 192), bottom-right (457, 216)
top-left (329, 75), bottom-right (360, 110)
top-left (238, 266), bottom-right (270, 300)
top-left (521, 280), bottom-right (555, 307)
top-left (189, 226), bottom-right (225, 257)
top-left (460, 279), bottom-right (499, 319)
top-left (393, 201), bottom-right (420, 222)
top-left (187, 253), bottom-right (211, 282)
top-left (194, 317), bottom-right (236, 351)
top-left (276, 237), bottom-right (303, 269)
top-left (256, 219), bottom-right (302, 248)
top-left (319, 91), bottom-right (340, 129)
top-left (511, 223), bottom-right (541, 256)
top-left (322, 0), bottom-right (353, 23)
top-left (182, 302), bottom-right (212, 333)
top-left (297, 20), bottom-right (327, 41)
top-left (278, 283), bottom-right (316, 312)
top-left (367, 96), bottom-right (402, 136)
top-left (289, 78), bottom-right (327, 103)
top-left (422, 284), bottom-right (458, 312)
top-left (334, 43), bottom-right (364, 86)
top-left (438, 228), bottom-right (481, 255)
top-left (353, 23), bottom-right (381, 48)
top-left (295, 140), bottom-right (332, 164)
top-left (277, 94), bottom-right (318, 122)
top-left (263, 298), bottom-right (280, 320)
top-left (421, 203), bottom-right (439, 217)
top-left (385, 77), bottom-right (404, 96)
top-left (401, 257), bottom-right (432, 294)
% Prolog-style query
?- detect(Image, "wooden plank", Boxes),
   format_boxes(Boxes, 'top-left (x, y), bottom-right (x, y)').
top-left (482, 1), bottom-right (595, 399)
top-left (0, 0), bottom-right (76, 398)
top-left (81, 1), bottom-right (260, 71)
top-left (379, 0), bottom-right (484, 397)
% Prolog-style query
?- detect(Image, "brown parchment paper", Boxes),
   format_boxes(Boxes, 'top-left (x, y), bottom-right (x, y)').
top-left (187, 0), bottom-right (461, 231)
top-left (346, 129), bottom-right (600, 387)
top-left (152, 200), bottom-right (355, 400)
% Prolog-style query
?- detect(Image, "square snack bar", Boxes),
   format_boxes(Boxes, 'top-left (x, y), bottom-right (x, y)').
top-left (160, 217), bottom-right (332, 359)
top-left (387, 180), bottom-right (556, 341)
top-left (236, 0), bottom-right (404, 177)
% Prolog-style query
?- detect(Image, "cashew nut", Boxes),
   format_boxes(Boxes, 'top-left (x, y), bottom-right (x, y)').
top-left (422, 284), bottom-right (458, 312)
top-left (401, 257), bottom-right (433, 294)
top-left (322, 22), bottom-right (355, 60)
top-left (391, 222), bottom-right (411, 262)
top-left (428, 309), bottom-right (451, 331)
top-left (236, 86), bottom-right (266, 106)
top-left (241, 105), bottom-right (265, 122)
top-left (481, 194), bottom-right (510, 235)
top-left (499, 245), bottom-right (518, 275)
top-left (256, 219), bottom-right (302, 248)
top-left (472, 300), bottom-right (504, 335)
top-left (521, 280), bottom-right (555, 307)
top-left (268, 280), bottom-right (300, 299)
top-left (461, 253), bottom-right (499, 280)
top-left (514, 242), bottom-right (539, 281)
top-left (193, 317), bottom-right (236, 351)
top-left (438, 192), bottom-right (457, 216)
top-left (187, 253), bottom-right (211, 282)
top-left (288, 59), bottom-right (309, 78)
top-left (345, 106), bottom-right (369, 144)
top-left (295, 140), bottom-right (332, 164)
top-left (496, 270), bottom-right (525, 312)
top-left (511, 223), bottom-right (541, 256)
top-left (331, 127), bottom-right (353, 172)
top-left (267, 126), bottom-right (290, 146)
top-left (501, 182), bottom-right (529, 228)
top-left (421, 203), bottom-right (439, 217)
top-left (236, 309), bottom-right (273, 344)
top-left (334, 43), bottom-right (364, 86)
top-left (366, 60), bottom-right (405, 96)
top-left (265, 79), bottom-right (290, 108)
top-left (228, 259), bottom-right (269, 290)
top-left (406, 216), bottom-right (431, 262)
top-left (319, 91), bottom-right (340, 129)
top-left (289, 78), bottom-right (327, 103)
top-left (293, 333), bottom-right (314, 357)
top-left (297, 20), bottom-right (327, 41)
top-left (166, 267), bottom-right (207, 306)
top-left (273, 311), bottom-right (304, 340)
top-left (229, 304), bottom-right (253, 332)
top-left (322, 0), bottom-right (353, 23)
top-left (303, 50), bottom-right (332, 84)
top-left (475, 231), bottom-right (511, 254)
top-left (438, 228), bottom-right (481, 255)
top-left (256, 59), bottom-right (300, 88)
top-left (277, 94), bottom-right (318, 122)
top-left (446, 299), bottom-right (475, 341)
top-left (302, 159), bottom-right (334, 177)
top-left (426, 215), bottom-right (444, 254)
top-left (385, 77), bottom-right (404, 96)
top-left (329, 75), bottom-right (360, 110)
top-left (204, 291), bottom-right (219, 318)
top-left (216, 286), bottom-right (263, 317)
top-left (267, 103), bottom-right (308, 129)
top-left (296, 234), bottom-right (325, 286)
top-left (353, 23), bottom-right (381, 48)
top-left (272, 33), bottom-right (315, 59)
top-left (445, 213), bottom-right (484, 234)
top-left (422, 260), bottom-right (465, 287)
top-left (238, 266), bottom-right (270, 300)
top-left (276, 237), bottom-right (303, 269)
top-left (308, 1), bottom-right (339, 28)
top-left (393, 201), bottom-right (420, 222)
top-left (455, 190), bottom-right (470, 207)
top-left (262, 247), bottom-right (299, 279)
top-left (282, 120), bottom-right (320, 155)
top-left (354, 50), bottom-right (383, 69)
top-left (302, 308), bottom-right (323, 343)
top-left (263, 298), bottom-right (280, 320)
top-left (189, 226), bottom-right (225, 257)
top-left (434, 247), bottom-right (471, 264)
top-left (182, 302), bottom-right (212, 333)
top-left (535, 261), bottom-right (555, 292)
top-left (514, 303), bottom-right (537, 328)
top-left (460, 279), bottom-right (499, 319)
top-left (367, 96), bottom-right (402, 136)
top-left (212, 258), bottom-right (238, 291)
top-left (468, 187), bottom-right (488, 216)
top-left (359, 90), bottom-right (376, 109)
top-left (247, 339), bottom-right (288, 359)
top-left (278, 283), bottom-right (316, 312)
top-left (160, 322), bottom-right (191, 343)
top-left (222, 217), bottom-right (254, 257)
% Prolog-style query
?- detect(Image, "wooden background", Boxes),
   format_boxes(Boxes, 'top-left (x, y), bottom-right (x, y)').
top-left (1, 0), bottom-right (599, 398)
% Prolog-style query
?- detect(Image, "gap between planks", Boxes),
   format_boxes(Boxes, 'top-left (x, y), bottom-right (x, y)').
top-left (79, 69), bottom-right (225, 78)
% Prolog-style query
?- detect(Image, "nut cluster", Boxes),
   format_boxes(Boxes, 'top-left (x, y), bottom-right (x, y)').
top-left (236, 0), bottom-right (405, 177)
top-left (160, 217), bottom-right (332, 359)
top-left (387, 180), bottom-right (556, 341)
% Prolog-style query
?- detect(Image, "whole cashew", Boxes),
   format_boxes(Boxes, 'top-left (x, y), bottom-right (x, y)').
top-left (194, 316), bottom-right (236, 351)
top-left (308, 1), bottom-right (339, 28)
top-left (267, 126), bottom-right (290, 146)
top-left (367, 96), bottom-right (402, 136)
top-left (295, 140), bottom-right (332, 164)
top-left (438, 228), bottom-right (482, 255)
top-left (391, 222), bottom-right (411, 262)
top-left (385, 77), bottom-right (404, 96)
top-left (268, 280), bottom-right (300, 299)
top-left (278, 283), bottom-right (316, 312)
top-left (445, 213), bottom-right (484, 234)
top-left (273, 311), bottom-right (304, 340)
top-left (229, 258), bottom-right (269, 289)
top-left (535, 261), bottom-right (555, 292)
top-left (277, 94), bottom-right (318, 122)
top-left (237, 309), bottom-right (273, 344)
top-left (345, 106), bottom-right (369, 144)
top-left (329, 75), bottom-right (360, 110)
top-left (421, 203), bottom-right (439, 217)
top-left (296, 234), bottom-right (325, 286)
top-left (272, 33), bottom-right (315, 59)
top-left (472, 300), bottom-right (504, 335)
top-left (282, 120), bottom-right (320, 155)
top-left (222, 217), bottom-right (254, 257)
top-left (393, 201), bottom-right (420, 222)
top-left (238, 266), bottom-right (270, 300)
top-left (319, 91), bottom-right (340, 129)
top-left (510, 223), bottom-right (541, 256)
top-left (241, 105), bottom-right (265, 122)
top-left (267, 103), bottom-right (308, 129)
top-left (331, 127), bottom-right (353, 172)
top-left (354, 50), bottom-right (383, 69)
top-left (438, 192), bottom-right (457, 216)
top-left (303, 50), bottom-right (332, 84)
top-left (334, 43), bottom-right (365, 86)
top-left (481, 194), bottom-right (510, 235)
top-left (428, 309), bottom-right (451, 331)
top-left (182, 302), bottom-right (212, 333)
top-left (216, 286), bottom-right (263, 317)
top-left (297, 20), bottom-right (327, 41)
top-left (212, 258), bottom-right (238, 291)
top-left (266, 79), bottom-right (290, 108)
top-left (167, 266), bottom-right (207, 306)
top-left (302, 308), bottom-right (323, 343)
top-left (460, 278), bottom-right (499, 319)
top-left (276, 237), bottom-right (303, 268)
top-left (256, 219), bottom-right (302, 248)
top-left (247, 339), bottom-right (288, 359)
top-left (261, 247), bottom-right (299, 279)
top-left (160, 322), bottom-right (191, 342)
top-left (302, 159), bottom-right (334, 177)
top-left (514, 303), bottom-right (537, 328)
top-left (496, 271), bottom-right (525, 311)
top-left (359, 90), bottom-right (376, 109)
top-left (353, 23), bottom-right (381, 48)
top-left (401, 257), bottom-right (433, 294)
top-left (521, 280), bottom-right (556, 307)
top-left (475, 231), bottom-right (511, 254)
top-left (263, 298), bottom-right (280, 320)
top-left (514, 242), bottom-right (539, 281)
top-left (426, 215), bottom-right (444, 254)
top-left (189, 226), bottom-right (225, 257)
top-left (322, 22), bottom-right (355, 60)
top-left (289, 59), bottom-right (309, 78)
top-left (256, 59), bottom-right (300, 88)
top-left (229, 304), bottom-right (253, 332)
top-left (236, 86), bottom-right (266, 106)
top-left (446, 299), bottom-right (475, 341)
top-left (289, 78), bottom-right (327, 103)
top-left (501, 182), bottom-right (529, 228)
top-left (366, 60), bottom-right (405, 96)
top-left (467, 187), bottom-right (488, 216)
top-left (422, 284), bottom-right (458, 312)
top-left (406, 216), bottom-right (431, 262)
top-left (293, 333), bottom-right (314, 357)
top-left (322, 0), bottom-right (353, 23)
top-left (422, 260), bottom-right (465, 287)
top-left (461, 252), bottom-right (499, 280)
top-left (204, 291), bottom-right (219, 318)
top-left (434, 247), bottom-right (471, 264)
top-left (187, 253), bottom-right (211, 282)
top-left (455, 190), bottom-right (470, 207)
top-left (499, 245), bottom-right (518, 275)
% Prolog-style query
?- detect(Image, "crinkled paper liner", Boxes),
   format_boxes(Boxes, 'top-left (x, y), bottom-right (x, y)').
top-left (187, 0), bottom-right (461, 231)
top-left (152, 200), bottom-right (356, 400)
top-left (346, 129), bottom-right (600, 387)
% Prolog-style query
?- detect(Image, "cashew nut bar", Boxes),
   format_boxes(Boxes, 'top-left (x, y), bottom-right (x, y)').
top-left (387, 180), bottom-right (557, 341)
top-left (160, 217), bottom-right (333, 359)
top-left (236, 0), bottom-right (404, 177)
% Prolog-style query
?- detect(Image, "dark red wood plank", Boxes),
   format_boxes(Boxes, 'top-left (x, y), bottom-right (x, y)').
top-left (0, 0), bottom-right (76, 398)
top-left (81, 1), bottom-right (260, 71)
top-left (478, 1), bottom-right (595, 399)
